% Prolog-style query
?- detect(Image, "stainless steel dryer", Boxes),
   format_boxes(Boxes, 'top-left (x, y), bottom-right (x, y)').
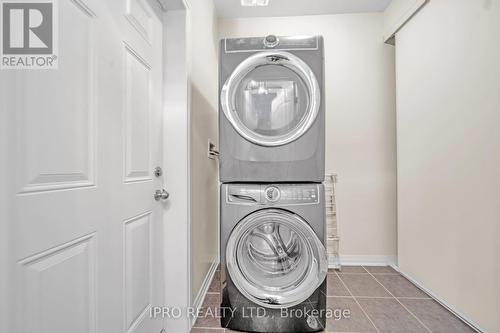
top-left (219, 35), bottom-right (325, 183)
top-left (220, 183), bottom-right (328, 333)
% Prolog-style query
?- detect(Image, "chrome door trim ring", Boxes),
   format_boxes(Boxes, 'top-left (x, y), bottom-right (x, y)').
top-left (221, 51), bottom-right (320, 147)
top-left (226, 209), bottom-right (328, 309)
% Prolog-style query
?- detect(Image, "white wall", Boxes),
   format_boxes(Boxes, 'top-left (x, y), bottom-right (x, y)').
top-left (219, 13), bottom-right (397, 262)
top-left (188, 0), bottom-right (220, 302)
top-left (395, 0), bottom-right (500, 331)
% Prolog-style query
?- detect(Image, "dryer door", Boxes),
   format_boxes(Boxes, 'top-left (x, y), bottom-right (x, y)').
top-left (226, 208), bottom-right (327, 308)
top-left (221, 51), bottom-right (320, 147)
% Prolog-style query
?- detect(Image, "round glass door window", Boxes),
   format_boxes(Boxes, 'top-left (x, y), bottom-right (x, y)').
top-left (226, 209), bottom-right (328, 308)
top-left (221, 51), bottom-right (320, 147)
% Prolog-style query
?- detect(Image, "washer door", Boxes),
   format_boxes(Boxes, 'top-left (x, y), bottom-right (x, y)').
top-left (221, 51), bottom-right (320, 147)
top-left (226, 209), bottom-right (327, 309)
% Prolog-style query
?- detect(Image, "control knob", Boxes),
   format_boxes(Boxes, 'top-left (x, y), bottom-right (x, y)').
top-left (263, 35), bottom-right (279, 48)
top-left (265, 186), bottom-right (280, 202)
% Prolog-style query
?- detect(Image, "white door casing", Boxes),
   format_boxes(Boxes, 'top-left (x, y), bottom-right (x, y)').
top-left (0, 0), bottom-right (165, 332)
top-left (161, 4), bottom-right (192, 332)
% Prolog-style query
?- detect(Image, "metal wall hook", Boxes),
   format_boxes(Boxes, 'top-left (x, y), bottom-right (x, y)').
top-left (208, 140), bottom-right (219, 160)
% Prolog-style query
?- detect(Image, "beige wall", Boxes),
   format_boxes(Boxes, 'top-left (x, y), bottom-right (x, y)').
top-left (395, 0), bottom-right (500, 331)
top-left (188, 0), bottom-right (219, 302)
top-left (219, 14), bottom-right (397, 261)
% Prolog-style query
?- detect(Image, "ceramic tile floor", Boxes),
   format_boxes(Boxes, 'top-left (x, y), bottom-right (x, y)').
top-left (191, 266), bottom-right (475, 333)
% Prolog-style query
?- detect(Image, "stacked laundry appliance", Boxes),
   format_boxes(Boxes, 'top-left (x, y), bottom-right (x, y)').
top-left (219, 35), bottom-right (327, 333)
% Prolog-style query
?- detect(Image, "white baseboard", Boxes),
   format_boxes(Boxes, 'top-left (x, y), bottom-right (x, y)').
top-left (332, 255), bottom-right (397, 267)
top-left (394, 268), bottom-right (485, 333)
top-left (190, 257), bottom-right (219, 328)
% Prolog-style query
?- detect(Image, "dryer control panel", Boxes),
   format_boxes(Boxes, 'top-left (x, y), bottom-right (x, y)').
top-left (227, 184), bottom-right (320, 205)
top-left (224, 35), bottom-right (319, 53)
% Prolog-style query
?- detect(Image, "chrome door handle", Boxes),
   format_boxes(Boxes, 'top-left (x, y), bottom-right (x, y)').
top-left (154, 189), bottom-right (170, 201)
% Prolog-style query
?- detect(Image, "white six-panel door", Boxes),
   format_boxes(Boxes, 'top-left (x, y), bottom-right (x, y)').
top-left (1, 0), bottom-right (165, 332)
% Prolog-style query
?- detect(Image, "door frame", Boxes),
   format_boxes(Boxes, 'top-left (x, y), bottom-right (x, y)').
top-left (159, 0), bottom-right (193, 332)
top-left (0, 74), bottom-right (12, 333)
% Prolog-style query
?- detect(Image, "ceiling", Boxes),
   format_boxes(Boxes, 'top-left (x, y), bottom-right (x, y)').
top-left (214, 0), bottom-right (392, 19)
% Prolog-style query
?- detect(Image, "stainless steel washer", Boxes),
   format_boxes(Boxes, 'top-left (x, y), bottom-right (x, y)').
top-left (220, 183), bottom-right (328, 332)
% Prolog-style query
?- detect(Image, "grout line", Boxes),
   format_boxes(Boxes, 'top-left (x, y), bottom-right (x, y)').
top-left (366, 270), bottom-right (433, 333)
top-left (192, 327), bottom-right (223, 330)
top-left (362, 267), bottom-right (399, 275)
top-left (335, 271), bottom-right (381, 333)
top-left (192, 274), bottom-right (222, 330)
top-left (396, 296), bottom-right (432, 300)
top-left (329, 295), bottom-right (394, 299)
top-left (190, 327), bottom-right (225, 333)
top-left (396, 270), bottom-right (484, 333)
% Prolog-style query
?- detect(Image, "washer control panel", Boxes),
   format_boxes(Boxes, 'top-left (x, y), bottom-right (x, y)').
top-left (227, 184), bottom-right (320, 205)
top-left (277, 184), bottom-right (319, 205)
